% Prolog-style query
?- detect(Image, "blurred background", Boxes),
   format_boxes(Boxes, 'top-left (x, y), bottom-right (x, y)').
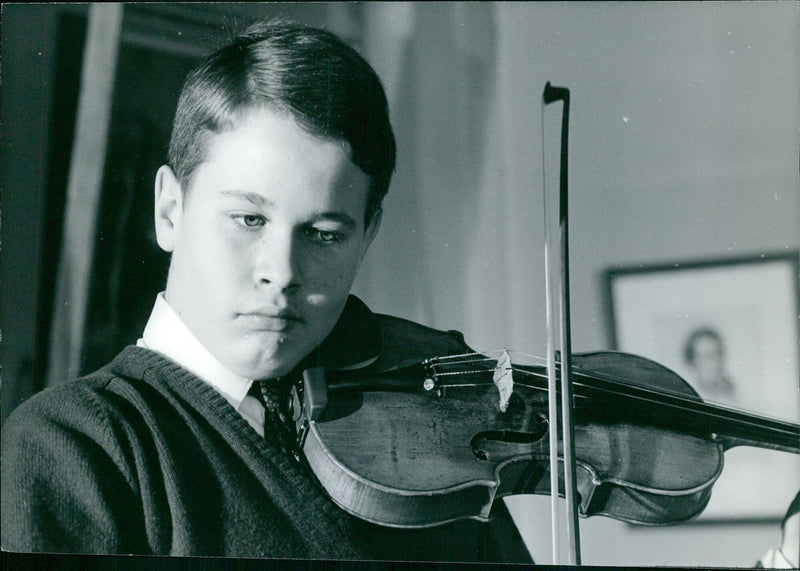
top-left (2, 2), bottom-right (798, 566)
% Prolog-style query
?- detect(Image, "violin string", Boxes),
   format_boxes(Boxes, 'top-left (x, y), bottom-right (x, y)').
top-left (513, 367), bottom-right (799, 433)
top-left (432, 368), bottom-right (496, 379)
top-left (433, 370), bottom-right (798, 441)
top-left (428, 351), bottom-right (800, 435)
top-left (429, 350), bottom-right (795, 425)
top-left (427, 357), bottom-right (799, 440)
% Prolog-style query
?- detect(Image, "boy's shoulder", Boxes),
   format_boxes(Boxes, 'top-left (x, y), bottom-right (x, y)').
top-left (374, 312), bottom-right (470, 363)
top-left (315, 295), bottom-right (472, 373)
top-left (2, 347), bottom-right (166, 433)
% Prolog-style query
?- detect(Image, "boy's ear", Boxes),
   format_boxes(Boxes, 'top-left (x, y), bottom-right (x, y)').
top-left (154, 165), bottom-right (183, 253)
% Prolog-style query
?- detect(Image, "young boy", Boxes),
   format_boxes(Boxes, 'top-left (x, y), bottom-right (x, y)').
top-left (1, 20), bottom-right (530, 562)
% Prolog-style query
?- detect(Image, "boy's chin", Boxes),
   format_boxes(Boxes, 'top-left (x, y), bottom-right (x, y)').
top-left (230, 348), bottom-right (308, 381)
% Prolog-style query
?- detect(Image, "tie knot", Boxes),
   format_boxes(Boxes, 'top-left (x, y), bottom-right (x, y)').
top-left (248, 380), bottom-right (290, 417)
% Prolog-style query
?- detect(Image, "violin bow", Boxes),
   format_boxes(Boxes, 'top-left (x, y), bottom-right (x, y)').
top-left (542, 82), bottom-right (581, 565)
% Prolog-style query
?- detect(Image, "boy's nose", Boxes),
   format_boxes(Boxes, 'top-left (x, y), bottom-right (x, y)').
top-left (254, 232), bottom-right (300, 292)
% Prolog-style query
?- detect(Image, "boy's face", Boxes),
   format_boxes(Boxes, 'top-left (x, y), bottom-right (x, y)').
top-left (154, 107), bottom-right (379, 380)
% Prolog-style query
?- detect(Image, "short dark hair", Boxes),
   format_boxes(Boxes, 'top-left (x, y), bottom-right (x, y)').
top-left (168, 20), bottom-right (396, 224)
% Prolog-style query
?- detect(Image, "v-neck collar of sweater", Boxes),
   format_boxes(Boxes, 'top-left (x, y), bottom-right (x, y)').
top-left (107, 345), bottom-right (363, 559)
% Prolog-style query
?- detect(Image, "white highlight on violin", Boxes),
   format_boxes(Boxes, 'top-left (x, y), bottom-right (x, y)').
top-left (493, 349), bottom-right (514, 412)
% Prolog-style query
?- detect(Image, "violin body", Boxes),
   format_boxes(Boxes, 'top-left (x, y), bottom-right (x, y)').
top-left (296, 350), bottom-right (794, 528)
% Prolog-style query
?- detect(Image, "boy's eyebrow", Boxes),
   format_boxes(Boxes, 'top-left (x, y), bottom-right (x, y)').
top-left (219, 190), bottom-right (273, 207)
top-left (309, 211), bottom-right (358, 230)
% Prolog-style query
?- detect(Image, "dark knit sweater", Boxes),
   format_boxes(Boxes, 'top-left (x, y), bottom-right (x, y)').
top-left (1, 304), bottom-right (531, 562)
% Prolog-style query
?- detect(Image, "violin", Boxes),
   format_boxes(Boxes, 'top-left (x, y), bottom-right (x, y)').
top-left (292, 349), bottom-right (800, 529)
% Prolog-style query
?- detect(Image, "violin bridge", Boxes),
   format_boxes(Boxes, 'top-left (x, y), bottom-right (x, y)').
top-left (493, 349), bottom-right (514, 412)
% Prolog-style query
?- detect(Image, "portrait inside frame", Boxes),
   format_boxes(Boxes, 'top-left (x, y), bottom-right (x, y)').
top-left (606, 253), bottom-right (800, 521)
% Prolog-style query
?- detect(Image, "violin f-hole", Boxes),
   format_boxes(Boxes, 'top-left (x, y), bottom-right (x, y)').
top-left (470, 414), bottom-right (548, 462)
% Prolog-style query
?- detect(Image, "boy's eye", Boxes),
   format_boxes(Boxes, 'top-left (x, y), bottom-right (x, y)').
top-left (305, 228), bottom-right (344, 244)
top-left (235, 214), bottom-right (265, 227)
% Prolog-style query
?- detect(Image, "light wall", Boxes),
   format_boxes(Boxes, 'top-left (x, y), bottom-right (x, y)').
top-left (353, 2), bottom-right (799, 566)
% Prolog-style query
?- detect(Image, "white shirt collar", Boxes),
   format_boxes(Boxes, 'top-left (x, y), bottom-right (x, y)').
top-left (137, 293), bottom-right (253, 411)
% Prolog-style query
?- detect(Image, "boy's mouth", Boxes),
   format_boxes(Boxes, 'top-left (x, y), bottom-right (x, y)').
top-left (237, 309), bottom-right (303, 332)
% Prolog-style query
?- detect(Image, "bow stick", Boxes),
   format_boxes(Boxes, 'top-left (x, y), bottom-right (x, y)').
top-left (542, 82), bottom-right (581, 565)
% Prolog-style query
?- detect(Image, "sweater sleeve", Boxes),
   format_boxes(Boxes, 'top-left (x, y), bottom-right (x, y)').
top-left (1, 384), bottom-right (148, 554)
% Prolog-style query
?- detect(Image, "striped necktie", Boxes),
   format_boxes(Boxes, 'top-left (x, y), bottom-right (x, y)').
top-left (248, 379), bottom-right (298, 456)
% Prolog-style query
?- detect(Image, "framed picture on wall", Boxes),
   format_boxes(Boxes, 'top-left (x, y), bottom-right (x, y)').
top-left (606, 252), bottom-right (800, 521)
